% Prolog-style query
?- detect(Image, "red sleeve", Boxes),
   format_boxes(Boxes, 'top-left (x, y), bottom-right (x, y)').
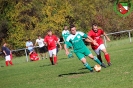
top-left (100, 29), bottom-right (104, 34)
top-left (54, 35), bottom-right (58, 41)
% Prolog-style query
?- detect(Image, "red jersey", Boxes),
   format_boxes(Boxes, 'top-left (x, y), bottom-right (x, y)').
top-left (44, 35), bottom-right (58, 50)
top-left (88, 29), bottom-right (104, 50)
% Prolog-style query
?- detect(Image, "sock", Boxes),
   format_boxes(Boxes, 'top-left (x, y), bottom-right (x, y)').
top-left (93, 56), bottom-right (102, 65)
top-left (97, 55), bottom-right (103, 63)
top-left (68, 53), bottom-right (73, 58)
top-left (50, 57), bottom-right (54, 65)
top-left (84, 63), bottom-right (93, 71)
top-left (54, 56), bottom-right (57, 64)
top-left (70, 50), bottom-right (74, 53)
top-left (104, 54), bottom-right (110, 63)
top-left (9, 61), bottom-right (13, 65)
top-left (5, 61), bottom-right (8, 66)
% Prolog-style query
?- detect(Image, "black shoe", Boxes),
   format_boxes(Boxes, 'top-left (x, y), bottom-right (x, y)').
top-left (90, 70), bottom-right (94, 73)
top-left (101, 62), bottom-right (106, 68)
top-left (108, 62), bottom-right (112, 66)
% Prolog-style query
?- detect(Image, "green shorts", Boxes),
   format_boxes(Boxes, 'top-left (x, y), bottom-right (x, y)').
top-left (75, 47), bottom-right (92, 60)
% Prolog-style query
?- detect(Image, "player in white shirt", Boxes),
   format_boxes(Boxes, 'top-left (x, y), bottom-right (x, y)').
top-left (35, 35), bottom-right (48, 59)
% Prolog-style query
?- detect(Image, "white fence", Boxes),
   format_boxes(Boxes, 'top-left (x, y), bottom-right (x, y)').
top-left (1, 29), bottom-right (133, 62)
top-left (103, 29), bottom-right (133, 47)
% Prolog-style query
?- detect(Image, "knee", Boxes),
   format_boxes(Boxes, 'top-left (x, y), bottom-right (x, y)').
top-left (89, 55), bottom-right (94, 59)
top-left (104, 52), bottom-right (108, 55)
top-left (81, 58), bottom-right (86, 64)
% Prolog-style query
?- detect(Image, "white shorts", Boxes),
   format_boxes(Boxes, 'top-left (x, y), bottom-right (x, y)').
top-left (5, 55), bottom-right (11, 61)
top-left (48, 48), bottom-right (57, 57)
top-left (94, 44), bottom-right (106, 55)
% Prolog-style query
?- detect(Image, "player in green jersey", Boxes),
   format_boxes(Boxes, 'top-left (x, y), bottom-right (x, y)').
top-left (62, 25), bottom-right (73, 58)
top-left (64, 25), bottom-right (106, 72)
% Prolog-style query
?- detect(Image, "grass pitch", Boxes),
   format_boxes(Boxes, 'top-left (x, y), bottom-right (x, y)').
top-left (0, 39), bottom-right (133, 88)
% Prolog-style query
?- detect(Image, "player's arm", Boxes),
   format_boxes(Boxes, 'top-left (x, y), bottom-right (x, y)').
top-left (63, 36), bottom-right (71, 55)
top-left (103, 32), bottom-right (110, 41)
top-left (34, 40), bottom-right (37, 46)
top-left (85, 38), bottom-right (92, 43)
top-left (30, 42), bottom-right (34, 47)
top-left (57, 41), bottom-right (62, 50)
top-left (34, 40), bottom-right (37, 47)
top-left (85, 31), bottom-right (98, 45)
top-left (62, 37), bottom-right (66, 42)
top-left (64, 44), bottom-right (69, 55)
top-left (87, 36), bottom-right (98, 46)
top-left (26, 43), bottom-right (28, 48)
top-left (44, 37), bottom-right (48, 46)
top-left (2, 50), bottom-right (7, 56)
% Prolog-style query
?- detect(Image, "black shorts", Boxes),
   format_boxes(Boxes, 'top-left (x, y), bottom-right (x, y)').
top-left (39, 46), bottom-right (48, 53)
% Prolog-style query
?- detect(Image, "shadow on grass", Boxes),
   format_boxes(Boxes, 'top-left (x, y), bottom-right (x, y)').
top-left (58, 71), bottom-right (89, 77)
top-left (1, 65), bottom-right (4, 67)
top-left (39, 64), bottom-right (52, 67)
top-left (59, 58), bottom-right (68, 60)
top-left (78, 66), bottom-right (94, 70)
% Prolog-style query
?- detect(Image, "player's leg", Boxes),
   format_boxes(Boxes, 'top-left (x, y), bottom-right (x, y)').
top-left (75, 52), bottom-right (93, 72)
top-left (6, 55), bottom-right (13, 66)
top-left (48, 50), bottom-right (54, 65)
top-left (100, 44), bottom-right (111, 66)
top-left (39, 47), bottom-right (44, 59)
top-left (44, 52), bottom-right (48, 59)
top-left (94, 47), bottom-right (106, 67)
top-left (83, 47), bottom-right (101, 65)
top-left (94, 48), bottom-right (103, 63)
top-left (97, 54), bottom-right (102, 62)
top-left (81, 58), bottom-right (93, 72)
top-left (5, 56), bottom-right (9, 66)
top-left (88, 54), bottom-right (102, 65)
top-left (43, 46), bottom-right (48, 59)
top-left (52, 48), bottom-right (57, 64)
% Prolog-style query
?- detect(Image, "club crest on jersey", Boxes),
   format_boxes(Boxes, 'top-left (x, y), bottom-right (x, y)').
top-left (77, 36), bottom-right (80, 39)
top-left (114, 0), bottom-right (133, 17)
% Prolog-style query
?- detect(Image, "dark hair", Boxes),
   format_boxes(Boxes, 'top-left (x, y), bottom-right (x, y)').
top-left (64, 24), bottom-right (67, 27)
top-left (47, 29), bottom-right (52, 32)
top-left (92, 23), bottom-right (97, 27)
top-left (69, 24), bottom-right (75, 30)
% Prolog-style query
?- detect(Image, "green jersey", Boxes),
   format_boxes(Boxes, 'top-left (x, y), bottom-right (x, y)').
top-left (62, 30), bottom-right (70, 41)
top-left (66, 31), bottom-right (88, 52)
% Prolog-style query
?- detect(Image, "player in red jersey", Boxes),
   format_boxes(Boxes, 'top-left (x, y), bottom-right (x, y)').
top-left (44, 29), bottom-right (62, 65)
top-left (87, 23), bottom-right (111, 67)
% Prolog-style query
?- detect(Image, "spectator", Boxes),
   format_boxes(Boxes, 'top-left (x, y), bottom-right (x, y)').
top-left (26, 39), bottom-right (34, 54)
top-left (35, 35), bottom-right (48, 59)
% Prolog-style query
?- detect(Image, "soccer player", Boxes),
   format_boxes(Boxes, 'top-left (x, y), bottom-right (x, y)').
top-left (35, 35), bottom-right (48, 60)
top-left (2, 42), bottom-right (13, 66)
top-left (62, 25), bottom-right (73, 58)
top-left (87, 23), bottom-right (111, 66)
top-left (44, 29), bottom-right (62, 65)
top-left (64, 25), bottom-right (105, 72)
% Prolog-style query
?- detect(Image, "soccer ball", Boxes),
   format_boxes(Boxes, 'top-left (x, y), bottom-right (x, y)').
top-left (94, 64), bottom-right (101, 72)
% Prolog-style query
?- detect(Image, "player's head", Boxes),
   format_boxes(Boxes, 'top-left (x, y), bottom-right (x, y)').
top-left (92, 23), bottom-right (98, 33)
top-left (64, 25), bottom-right (68, 30)
top-left (38, 35), bottom-right (41, 39)
top-left (28, 39), bottom-right (31, 41)
top-left (47, 29), bottom-right (52, 36)
top-left (3, 42), bottom-right (7, 46)
top-left (70, 24), bottom-right (76, 35)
